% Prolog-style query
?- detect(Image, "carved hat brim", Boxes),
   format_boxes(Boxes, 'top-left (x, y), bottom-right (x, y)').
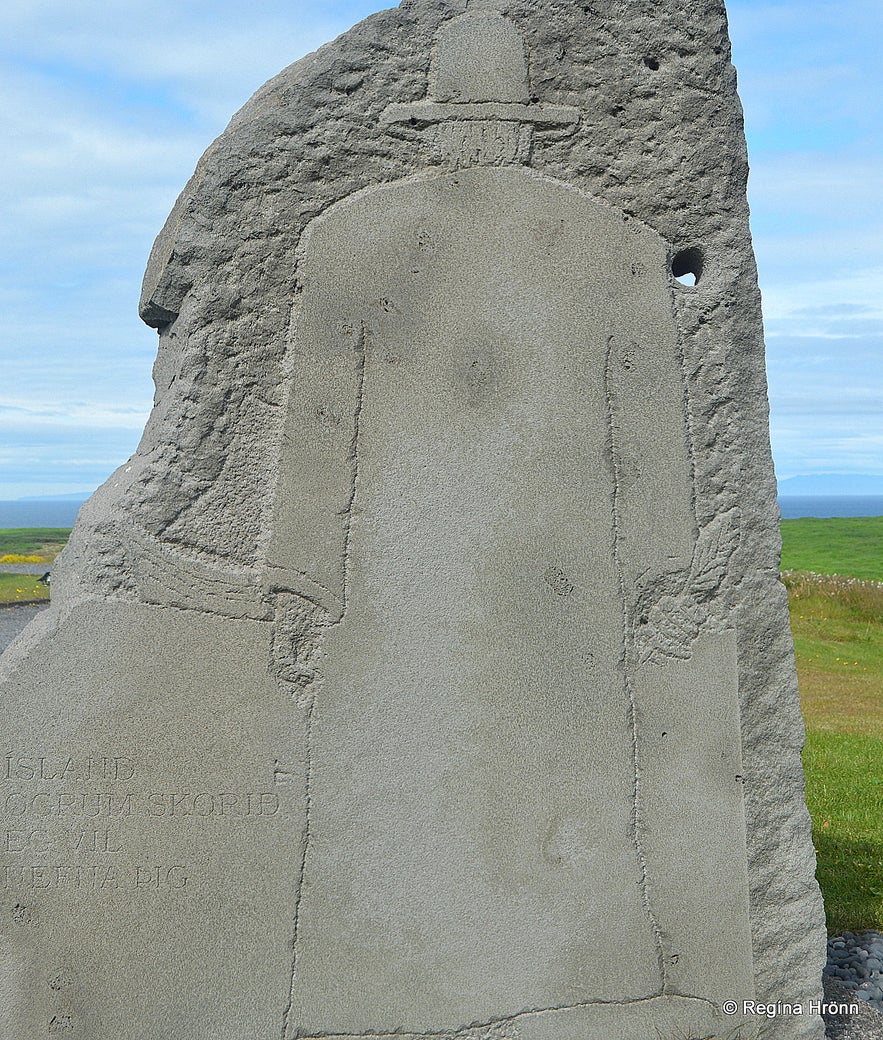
top-left (381, 100), bottom-right (580, 128)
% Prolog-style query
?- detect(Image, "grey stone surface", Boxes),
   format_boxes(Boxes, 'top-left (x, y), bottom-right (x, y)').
top-left (0, 1), bottom-right (826, 1038)
top-left (0, 602), bottom-right (302, 1036)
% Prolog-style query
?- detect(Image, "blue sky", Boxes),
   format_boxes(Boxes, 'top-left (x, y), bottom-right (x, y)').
top-left (0, 0), bottom-right (880, 499)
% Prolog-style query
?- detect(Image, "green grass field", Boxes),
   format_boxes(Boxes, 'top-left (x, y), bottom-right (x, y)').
top-left (806, 730), bottom-right (883, 934)
top-left (0, 529), bottom-right (67, 604)
top-left (0, 573), bottom-right (49, 603)
top-left (781, 515), bottom-right (883, 582)
top-left (782, 516), bottom-right (883, 933)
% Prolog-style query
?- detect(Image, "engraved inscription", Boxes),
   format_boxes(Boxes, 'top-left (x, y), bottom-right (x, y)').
top-left (0, 753), bottom-right (288, 895)
top-left (2, 864), bottom-right (189, 892)
top-left (0, 789), bottom-right (279, 819)
top-left (3, 755), bottom-right (135, 782)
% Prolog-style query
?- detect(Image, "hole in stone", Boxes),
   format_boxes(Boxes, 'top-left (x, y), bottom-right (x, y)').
top-left (644, 56), bottom-right (660, 71)
top-left (671, 246), bottom-right (704, 287)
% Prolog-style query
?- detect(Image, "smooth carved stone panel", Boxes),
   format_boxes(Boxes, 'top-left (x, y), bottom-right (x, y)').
top-left (635, 629), bottom-right (753, 1006)
top-left (0, 603), bottom-right (304, 1040)
top-left (268, 167), bottom-right (752, 1037)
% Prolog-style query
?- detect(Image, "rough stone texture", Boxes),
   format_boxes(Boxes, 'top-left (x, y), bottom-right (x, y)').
top-left (0, 1), bottom-right (826, 1038)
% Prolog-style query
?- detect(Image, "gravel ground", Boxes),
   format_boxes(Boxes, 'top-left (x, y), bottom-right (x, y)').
top-left (0, 602), bottom-right (48, 654)
top-left (0, 564), bottom-right (51, 575)
top-left (828, 933), bottom-right (883, 1010)
top-left (823, 932), bottom-right (883, 1038)
top-left (824, 975), bottom-right (883, 1040)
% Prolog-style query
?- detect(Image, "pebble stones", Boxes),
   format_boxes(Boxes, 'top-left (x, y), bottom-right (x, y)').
top-left (827, 932), bottom-right (883, 1009)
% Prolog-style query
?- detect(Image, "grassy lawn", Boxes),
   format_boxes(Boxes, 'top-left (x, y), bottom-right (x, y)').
top-left (0, 529), bottom-right (67, 604)
top-left (782, 515), bottom-right (883, 582)
top-left (0, 573), bottom-right (49, 604)
top-left (805, 730), bottom-right (883, 934)
top-left (783, 517), bottom-right (883, 933)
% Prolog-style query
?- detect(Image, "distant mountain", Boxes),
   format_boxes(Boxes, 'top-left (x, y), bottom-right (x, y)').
top-left (778, 474), bottom-right (883, 496)
top-left (16, 492), bottom-right (91, 502)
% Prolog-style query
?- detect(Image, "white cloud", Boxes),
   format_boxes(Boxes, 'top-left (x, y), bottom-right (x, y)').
top-left (0, 397), bottom-right (149, 431)
top-left (0, 0), bottom-right (381, 122)
top-left (760, 265), bottom-right (883, 339)
top-left (771, 426), bottom-right (883, 477)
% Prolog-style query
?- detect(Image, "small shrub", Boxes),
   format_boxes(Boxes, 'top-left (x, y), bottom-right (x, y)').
top-left (782, 569), bottom-right (883, 621)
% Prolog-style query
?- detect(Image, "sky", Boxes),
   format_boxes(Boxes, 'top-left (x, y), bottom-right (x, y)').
top-left (0, 0), bottom-right (880, 499)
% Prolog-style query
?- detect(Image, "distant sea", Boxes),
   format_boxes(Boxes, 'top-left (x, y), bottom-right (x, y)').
top-left (778, 495), bottom-right (883, 520)
top-left (0, 500), bottom-right (86, 528)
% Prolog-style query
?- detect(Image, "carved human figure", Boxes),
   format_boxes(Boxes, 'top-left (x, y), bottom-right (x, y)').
top-left (265, 9), bottom-right (752, 1039)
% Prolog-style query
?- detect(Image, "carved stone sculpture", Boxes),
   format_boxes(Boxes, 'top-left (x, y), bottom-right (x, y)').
top-left (0, 2), bottom-right (826, 1038)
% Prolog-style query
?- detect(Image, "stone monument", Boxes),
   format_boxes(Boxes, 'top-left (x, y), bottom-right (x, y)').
top-left (0, 1), bottom-right (827, 1038)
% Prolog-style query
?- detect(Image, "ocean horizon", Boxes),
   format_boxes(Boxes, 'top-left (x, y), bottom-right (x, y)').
top-left (777, 495), bottom-right (883, 520)
top-left (1, 494), bottom-right (883, 529)
top-left (0, 499), bottom-right (87, 528)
